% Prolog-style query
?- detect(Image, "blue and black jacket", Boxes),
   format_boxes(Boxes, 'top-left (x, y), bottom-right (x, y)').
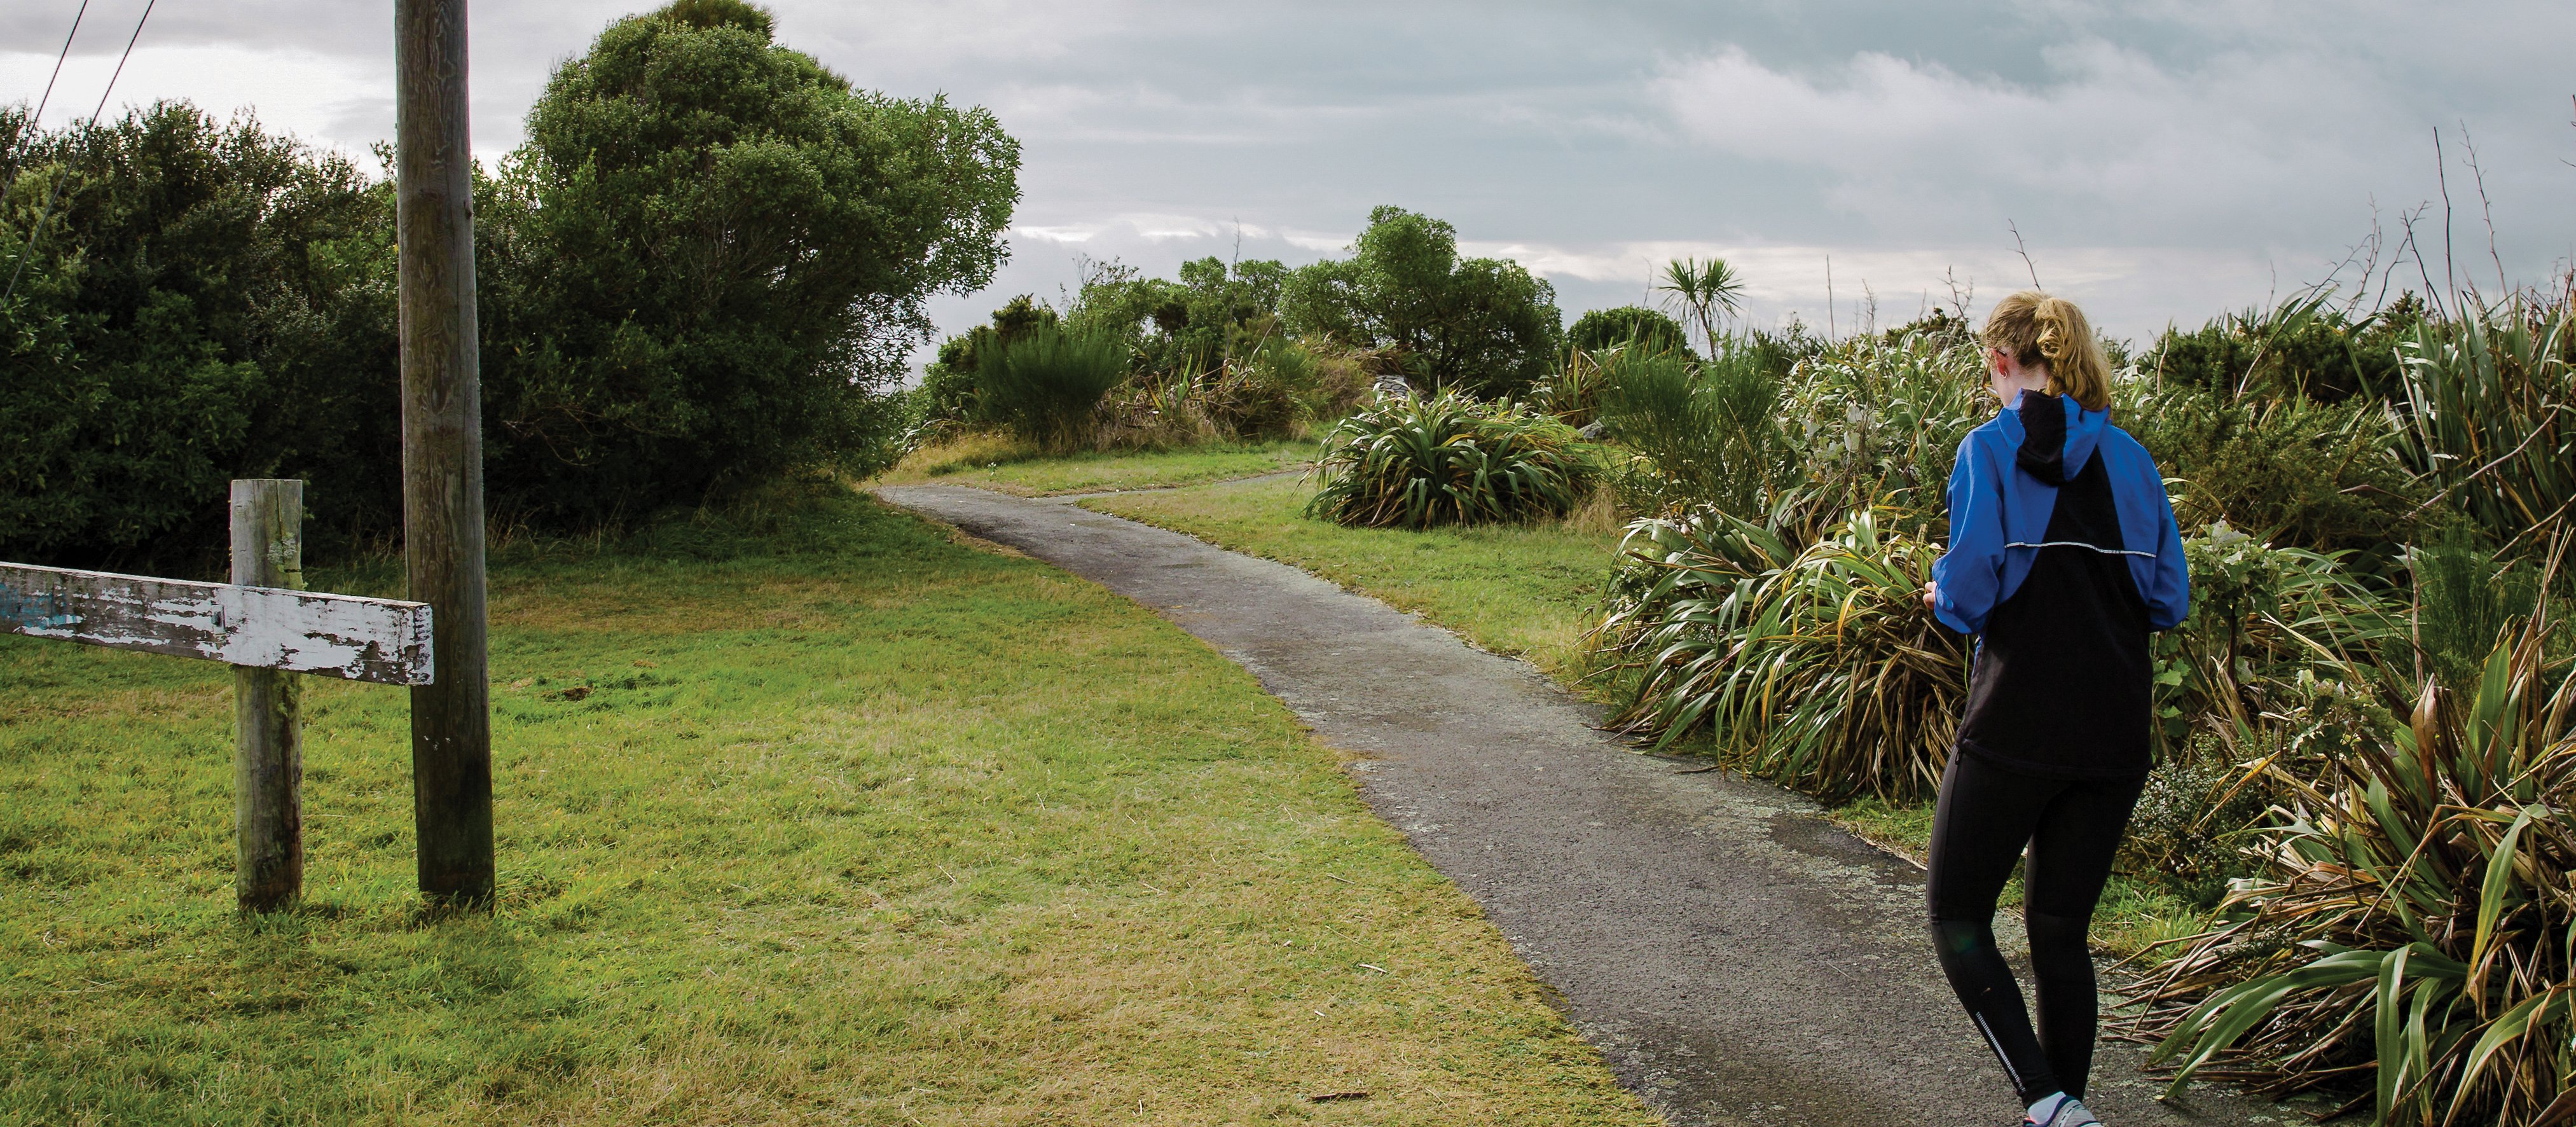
top-left (1931, 391), bottom-right (2189, 780)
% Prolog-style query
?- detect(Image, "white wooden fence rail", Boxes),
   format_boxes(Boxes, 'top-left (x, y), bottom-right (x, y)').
top-left (0, 564), bottom-right (432, 686)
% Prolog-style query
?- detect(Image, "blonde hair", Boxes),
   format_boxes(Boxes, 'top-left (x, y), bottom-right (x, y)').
top-left (1981, 290), bottom-right (2111, 411)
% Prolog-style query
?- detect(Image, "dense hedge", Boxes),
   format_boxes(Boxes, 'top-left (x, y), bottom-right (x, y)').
top-left (0, 104), bottom-right (399, 572)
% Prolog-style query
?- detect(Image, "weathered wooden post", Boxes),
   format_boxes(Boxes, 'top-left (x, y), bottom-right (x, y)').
top-left (397, 0), bottom-right (494, 906)
top-left (230, 480), bottom-right (306, 911)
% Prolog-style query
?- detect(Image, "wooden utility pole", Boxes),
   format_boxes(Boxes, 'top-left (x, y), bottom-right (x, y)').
top-left (396, 0), bottom-right (493, 905)
top-left (230, 480), bottom-right (307, 911)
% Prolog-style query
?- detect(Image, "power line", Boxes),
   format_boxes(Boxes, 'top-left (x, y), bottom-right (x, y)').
top-left (25, 0), bottom-right (92, 129)
top-left (4, 0), bottom-right (158, 307)
top-left (84, 0), bottom-right (158, 128)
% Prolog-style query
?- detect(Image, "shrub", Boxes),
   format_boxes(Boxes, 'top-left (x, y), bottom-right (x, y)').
top-left (2152, 522), bottom-right (2402, 755)
top-left (1307, 392), bottom-right (1593, 528)
top-left (1775, 331), bottom-right (1985, 535)
top-left (1279, 206), bottom-right (1563, 398)
top-left (1595, 507), bottom-right (1965, 802)
top-left (919, 294), bottom-right (1057, 427)
top-left (2116, 741), bottom-right (2277, 909)
top-left (1594, 345), bottom-right (1786, 517)
top-left (0, 103), bottom-right (400, 571)
top-left (475, 0), bottom-right (1020, 525)
top-left (1069, 256), bottom-right (1290, 379)
top-left (2139, 294), bottom-right (2420, 404)
top-left (1567, 306), bottom-right (1693, 357)
top-left (2410, 528), bottom-right (2549, 693)
top-left (973, 328), bottom-right (1131, 450)
top-left (2133, 602), bottom-right (2576, 1124)
top-left (1201, 340), bottom-right (1309, 439)
top-left (2121, 381), bottom-right (2428, 560)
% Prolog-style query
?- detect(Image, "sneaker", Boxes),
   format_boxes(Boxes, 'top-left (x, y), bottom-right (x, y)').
top-left (2023, 1094), bottom-right (2102, 1126)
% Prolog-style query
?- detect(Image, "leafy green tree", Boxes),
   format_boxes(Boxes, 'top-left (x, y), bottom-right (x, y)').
top-left (0, 103), bottom-right (400, 570)
top-left (478, 0), bottom-right (1020, 523)
top-left (1280, 206), bottom-right (1562, 398)
top-left (1567, 306), bottom-right (1693, 357)
top-left (1063, 255), bottom-right (1289, 377)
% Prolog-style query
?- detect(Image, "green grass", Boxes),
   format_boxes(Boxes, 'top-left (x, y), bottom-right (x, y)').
top-left (873, 432), bottom-right (1319, 497)
top-left (0, 485), bottom-right (1657, 1125)
top-left (1083, 476), bottom-right (1623, 684)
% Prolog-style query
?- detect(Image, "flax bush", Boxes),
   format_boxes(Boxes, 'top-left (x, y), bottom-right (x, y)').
top-left (1594, 506), bottom-right (1966, 802)
top-left (2132, 586), bottom-right (2576, 1125)
top-left (1307, 393), bottom-right (1594, 528)
top-left (2394, 293), bottom-right (2576, 558)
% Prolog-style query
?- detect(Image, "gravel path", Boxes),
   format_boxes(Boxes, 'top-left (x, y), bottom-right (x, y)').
top-left (874, 484), bottom-right (2288, 1127)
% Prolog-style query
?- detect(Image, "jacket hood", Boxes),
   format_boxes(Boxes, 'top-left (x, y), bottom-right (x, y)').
top-left (2011, 391), bottom-right (2105, 483)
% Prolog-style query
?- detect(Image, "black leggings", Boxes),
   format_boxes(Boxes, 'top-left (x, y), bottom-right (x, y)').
top-left (1926, 752), bottom-right (2144, 1104)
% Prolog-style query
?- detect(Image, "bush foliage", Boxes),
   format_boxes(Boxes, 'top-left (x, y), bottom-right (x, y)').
top-left (971, 327), bottom-right (1130, 450)
top-left (0, 104), bottom-right (399, 571)
top-left (1596, 508), bottom-right (1962, 802)
top-left (1, 0), bottom-right (1020, 565)
top-left (1567, 306), bottom-right (1692, 357)
top-left (477, 1), bottom-right (1019, 524)
top-left (1307, 393), bottom-right (1594, 529)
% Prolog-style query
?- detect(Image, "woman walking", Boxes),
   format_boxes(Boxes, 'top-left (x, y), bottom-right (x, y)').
top-left (1922, 291), bottom-right (2189, 1126)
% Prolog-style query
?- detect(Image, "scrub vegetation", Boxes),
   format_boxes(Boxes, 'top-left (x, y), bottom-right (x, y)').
top-left (9, 0), bottom-right (2576, 1116)
top-left (0, 485), bottom-right (1658, 1125)
top-left (1091, 259), bottom-right (2576, 1123)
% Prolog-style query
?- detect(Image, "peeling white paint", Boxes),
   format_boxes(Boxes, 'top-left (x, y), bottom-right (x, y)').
top-left (1, 564), bottom-right (433, 686)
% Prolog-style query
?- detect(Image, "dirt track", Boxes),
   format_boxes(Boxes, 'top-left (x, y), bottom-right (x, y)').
top-left (876, 483), bottom-right (2289, 1126)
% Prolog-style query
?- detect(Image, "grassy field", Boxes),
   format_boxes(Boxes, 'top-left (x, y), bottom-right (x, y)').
top-left (872, 432), bottom-right (1319, 497)
top-left (1085, 476), bottom-right (1623, 684)
top-left (1081, 471), bottom-right (2204, 962)
top-left (0, 485), bottom-right (1658, 1125)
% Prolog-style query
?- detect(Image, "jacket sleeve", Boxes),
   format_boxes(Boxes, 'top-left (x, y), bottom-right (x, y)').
top-left (1931, 436), bottom-right (2004, 635)
top-left (2144, 475), bottom-right (2191, 631)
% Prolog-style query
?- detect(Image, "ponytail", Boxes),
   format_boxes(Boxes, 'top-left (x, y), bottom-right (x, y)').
top-left (1981, 290), bottom-right (2111, 411)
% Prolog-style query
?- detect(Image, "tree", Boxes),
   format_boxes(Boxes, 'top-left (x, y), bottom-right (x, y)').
top-left (0, 103), bottom-right (401, 570)
top-left (1280, 206), bottom-right (1562, 398)
top-left (1060, 255), bottom-right (1289, 378)
top-left (1567, 306), bottom-right (1693, 357)
top-left (1656, 256), bottom-right (1745, 358)
top-left (477, 0), bottom-right (1019, 523)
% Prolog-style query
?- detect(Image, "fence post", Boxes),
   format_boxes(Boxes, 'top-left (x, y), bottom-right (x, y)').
top-left (230, 479), bottom-right (305, 911)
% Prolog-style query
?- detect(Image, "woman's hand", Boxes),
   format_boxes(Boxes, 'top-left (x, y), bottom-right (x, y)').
top-left (1921, 580), bottom-right (1937, 610)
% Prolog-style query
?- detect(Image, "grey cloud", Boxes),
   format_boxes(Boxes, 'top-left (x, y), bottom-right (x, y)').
top-left (5, 0), bottom-right (2569, 347)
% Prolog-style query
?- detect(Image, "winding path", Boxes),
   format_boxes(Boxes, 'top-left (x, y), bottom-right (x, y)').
top-left (874, 483), bottom-right (2282, 1127)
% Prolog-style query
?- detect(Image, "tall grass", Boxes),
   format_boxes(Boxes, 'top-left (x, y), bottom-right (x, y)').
top-left (974, 327), bottom-right (1133, 450)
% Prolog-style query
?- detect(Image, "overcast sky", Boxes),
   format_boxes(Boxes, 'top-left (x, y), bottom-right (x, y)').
top-left (6, 0), bottom-right (2573, 357)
